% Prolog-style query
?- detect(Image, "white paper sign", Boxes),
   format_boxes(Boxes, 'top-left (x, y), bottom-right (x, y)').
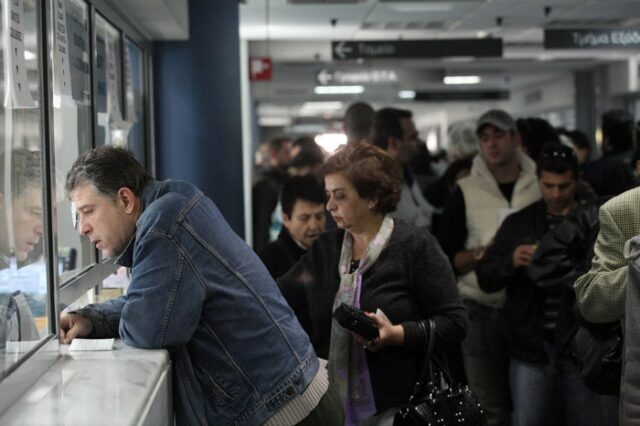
top-left (52, 0), bottom-right (73, 108)
top-left (69, 338), bottom-right (115, 351)
top-left (3, 0), bottom-right (36, 108)
top-left (106, 37), bottom-right (125, 135)
top-left (124, 44), bottom-right (138, 123)
top-left (102, 266), bottom-right (131, 290)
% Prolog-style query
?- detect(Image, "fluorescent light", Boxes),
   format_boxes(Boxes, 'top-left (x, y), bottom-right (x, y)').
top-left (301, 101), bottom-right (344, 111)
top-left (388, 3), bottom-right (452, 13)
top-left (259, 117), bottom-right (292, 127)
top-left (398, 90), bottom-right (416, 99)
top-left (314, 85), bottom-right (364, 95)
top-left (314, 133), bottom-right (347, 154)
top-left (443, 76), bottom-right (481, 85)
top-left (24, 50), bottom-right (36, 60)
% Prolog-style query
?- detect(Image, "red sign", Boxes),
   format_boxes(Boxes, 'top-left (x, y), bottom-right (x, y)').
top-left (249, 57), bottom-right (272, 81)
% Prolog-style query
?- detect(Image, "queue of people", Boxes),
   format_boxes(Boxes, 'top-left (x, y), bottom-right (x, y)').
top-left (52, 101), bottom-right (640, 426)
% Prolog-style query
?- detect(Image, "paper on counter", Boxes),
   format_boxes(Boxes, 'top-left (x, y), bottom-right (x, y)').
top-left (69, 338), bottom-right (115, 351)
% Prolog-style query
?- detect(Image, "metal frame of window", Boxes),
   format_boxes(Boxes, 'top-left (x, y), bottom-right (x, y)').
top-left (0, 0), bottom-right (154, 410)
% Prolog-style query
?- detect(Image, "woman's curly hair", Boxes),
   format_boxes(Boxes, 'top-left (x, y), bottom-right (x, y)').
top-left (320, 143), bottom-right (401, 214)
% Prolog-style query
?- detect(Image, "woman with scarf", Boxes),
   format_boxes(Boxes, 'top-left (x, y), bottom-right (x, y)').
top-left (278, 143), bottom-right (467, 425)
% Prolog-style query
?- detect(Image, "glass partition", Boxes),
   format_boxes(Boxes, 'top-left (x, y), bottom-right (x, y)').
top-left (0, 0), bottom-right (50, 379)
top-left (51, 0), bottom-right (93, 283)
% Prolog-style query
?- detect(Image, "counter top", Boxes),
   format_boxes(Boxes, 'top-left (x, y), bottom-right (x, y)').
top-left (0, 340), bottom-right (170, 425)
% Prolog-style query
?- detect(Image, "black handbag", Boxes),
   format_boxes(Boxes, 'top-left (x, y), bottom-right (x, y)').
top-left (573, 321), bottom-right (622, 395)
top-left (394, 319), bottom-right (487, 426)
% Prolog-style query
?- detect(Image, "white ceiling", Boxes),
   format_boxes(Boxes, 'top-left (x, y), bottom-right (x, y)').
top-left (239, 0), bottom-right (640, 123)
top-left (114, 0), bottom-right (189, 40)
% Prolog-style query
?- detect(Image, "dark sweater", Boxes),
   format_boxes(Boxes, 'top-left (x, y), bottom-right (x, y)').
top-left (258, 228), bottom-right (307, 281)
top-left (278, 220), bottom-right (467, 411)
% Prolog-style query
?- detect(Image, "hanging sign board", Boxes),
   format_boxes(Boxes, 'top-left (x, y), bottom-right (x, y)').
top-left (545, 28), bottom-right (640, 49)
top-left (316, 68), bottom-right (398, 85)
top-left (3, 0), bottom-right (36, 108)
top-left (331, 38), bottom-right (503, 60)
top-left (414, 90), bottom-right (509, 102)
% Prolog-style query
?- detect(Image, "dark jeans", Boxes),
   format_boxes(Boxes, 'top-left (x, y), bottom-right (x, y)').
top-left (510, 342), bottom-right (594, 426)
top-left (462, 300), bottom-right (511, 426)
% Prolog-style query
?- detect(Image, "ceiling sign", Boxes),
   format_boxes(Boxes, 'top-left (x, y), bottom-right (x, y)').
top-left (250, 57), bottom-right (272, 81)
top-left (316, 68), bottom-right (398, 85)
top-left (331, 39), bottom-right (502, 60)
top-left (414, 90), bottom-right (509, 101)
top-left (544, 29), bottom-right (640, 49)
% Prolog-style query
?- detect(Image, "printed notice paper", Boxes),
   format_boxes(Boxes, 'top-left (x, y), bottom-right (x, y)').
top-left (69, 338), bottom-right (115, 351)
top-left (3, 0), bottom-right (36, 108)
top-left (52, 0), bottom-right (74, 107)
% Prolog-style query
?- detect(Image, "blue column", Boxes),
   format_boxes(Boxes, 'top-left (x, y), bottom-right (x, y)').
top-left (153, 0), bottom-right (244, 236)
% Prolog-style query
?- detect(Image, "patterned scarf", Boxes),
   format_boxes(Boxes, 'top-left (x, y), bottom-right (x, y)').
top-left (328, 215), bottom-right (394, 425)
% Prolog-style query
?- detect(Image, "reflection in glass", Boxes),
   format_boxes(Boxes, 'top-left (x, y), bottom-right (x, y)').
top-left (52, 0), bottom-right (93, 282)
top-left (125, 39), bottom-right (146, 167)
top-left (0, 0), bottom-right (49, 377)
top-left (95, 15), bottom-right (126, 147)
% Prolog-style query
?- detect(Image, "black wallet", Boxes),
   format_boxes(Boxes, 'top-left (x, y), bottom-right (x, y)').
top-left (333, 303), bottom-right (379, 340)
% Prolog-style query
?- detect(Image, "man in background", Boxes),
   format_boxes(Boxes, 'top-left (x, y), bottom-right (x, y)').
top-left (343, 101), bottom-right (375, 145)
top-left (259, 175), bottom-right (326, 280)
top-left (582, 109), bottom-right (636, 199)
top-left (438, 109), bottom-right (541, 426)
top-left (252, 136), bottom-right (292, 252)
top-left (372, 107), bottom-right (434, 230)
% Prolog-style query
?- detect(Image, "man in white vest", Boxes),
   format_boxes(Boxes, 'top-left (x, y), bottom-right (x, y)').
top-left (438, 109), bottom-right (541, 426)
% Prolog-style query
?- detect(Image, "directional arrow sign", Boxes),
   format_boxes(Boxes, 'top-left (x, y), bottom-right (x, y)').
top-left (333, 41), bottom-right (353, 60)
top-left (316, 69), bottom-right (334, 85)
top-left (331, 39), bottom-right (503, 60)
top-left (315, 68), bottom-right (399, 85)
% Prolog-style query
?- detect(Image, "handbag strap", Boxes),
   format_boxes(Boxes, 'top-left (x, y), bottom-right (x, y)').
top-left (410, 319), bottom-right (456, 398)
top-left (409, 319), bottom-right (436, 397)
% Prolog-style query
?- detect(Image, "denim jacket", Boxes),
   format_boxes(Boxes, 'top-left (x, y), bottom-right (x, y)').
top-left (78, 180), bottom-right (319, 425)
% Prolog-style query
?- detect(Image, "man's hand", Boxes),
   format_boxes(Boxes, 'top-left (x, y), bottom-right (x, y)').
top-left (60, 313), bottom-right (94, 344)
top-left (512, 244), bottom-right (536, 268)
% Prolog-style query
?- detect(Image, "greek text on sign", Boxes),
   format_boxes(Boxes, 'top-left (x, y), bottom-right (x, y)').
top-left (545, 29), bottom-right (640, 49)
top-left (332, 39), bottom-right (503, 60)
top-left (316, 69), bottom-right (398, 85)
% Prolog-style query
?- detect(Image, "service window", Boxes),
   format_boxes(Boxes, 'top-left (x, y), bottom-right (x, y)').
top-left (0, 0), bottom-right (51, 379)
top-left (51, 0), bottom-right (94, 282)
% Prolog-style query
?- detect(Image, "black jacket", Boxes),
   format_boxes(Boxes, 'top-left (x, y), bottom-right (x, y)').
top-left (477, 200), bottom-right (595, 364)
top-left (278, 220), bottom-right (467, 411)
top-left (252, 167), bottom-right (289, 253)
top-left (583, 150), bottom-right (636, 199)
top-left (258, 228), bottom-right (307, 281)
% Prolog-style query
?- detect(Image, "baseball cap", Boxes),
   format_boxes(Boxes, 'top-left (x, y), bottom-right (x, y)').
top-left (476, 109), bottom-right (516, 134)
